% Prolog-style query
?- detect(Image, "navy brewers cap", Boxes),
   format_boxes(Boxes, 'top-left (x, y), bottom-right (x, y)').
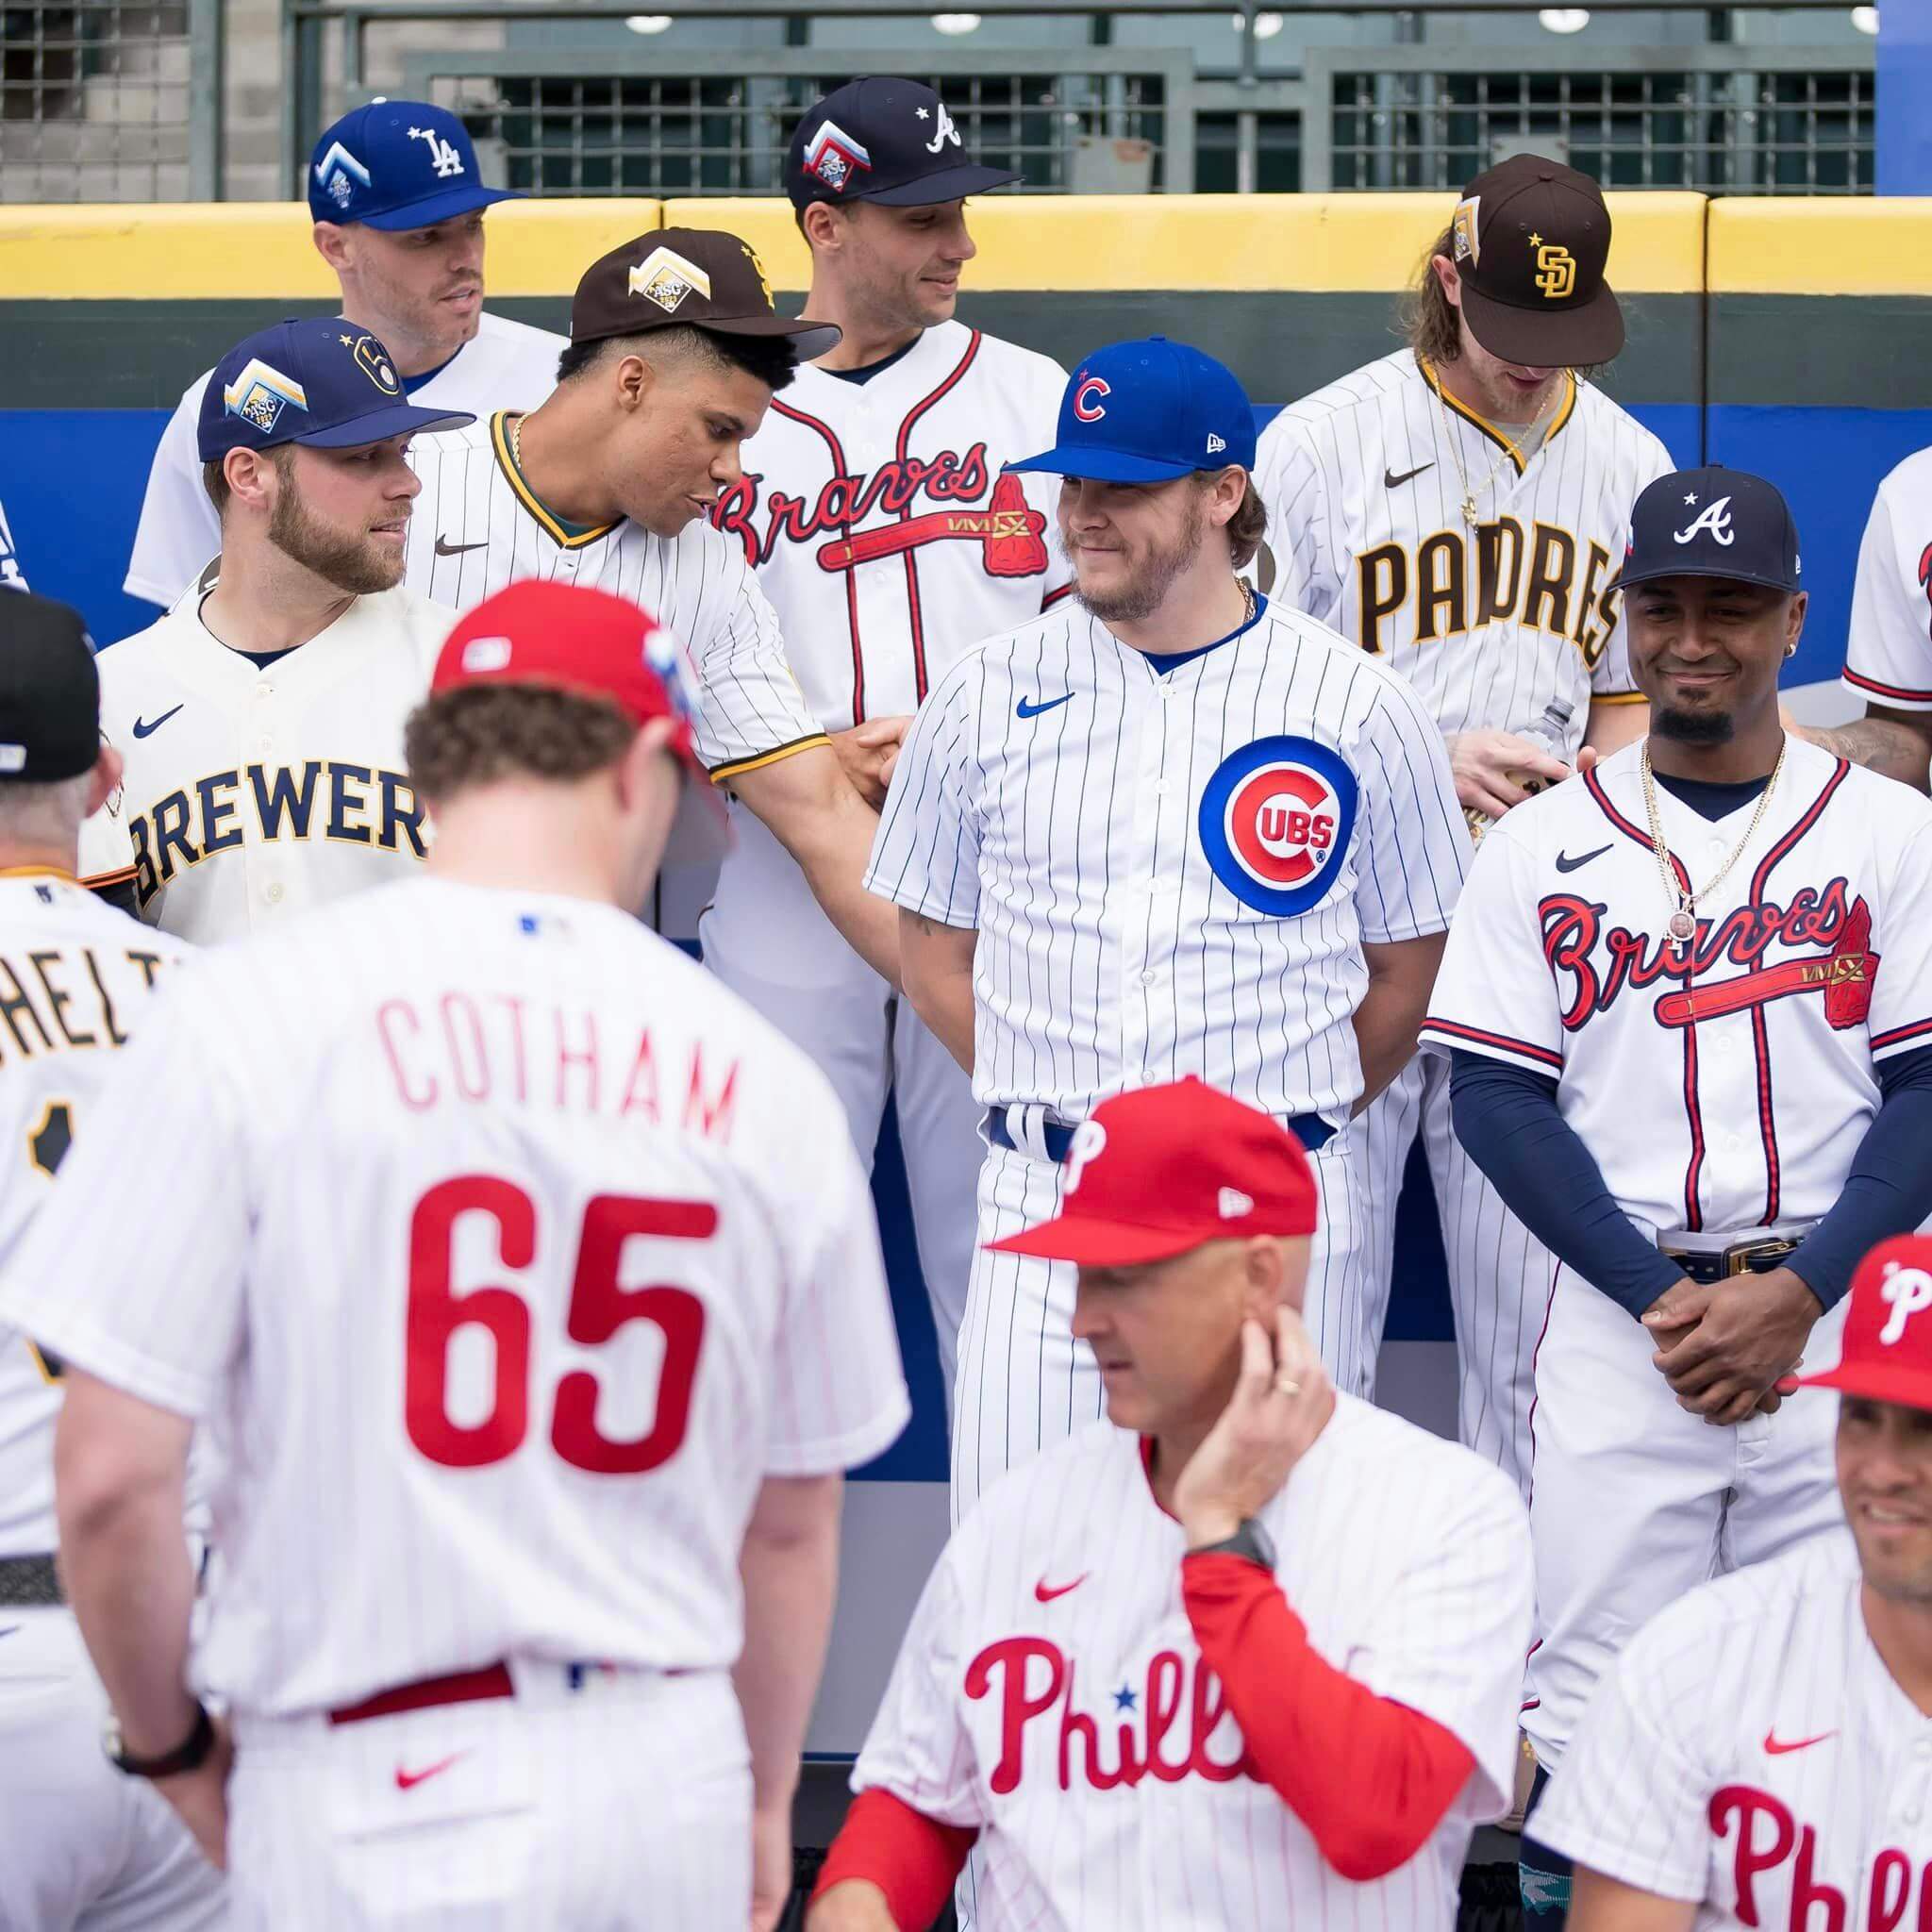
top-left (308, 99), bottom-right (517, 230)
top-left (787, 77), bottom-right (1019, 209)
top-left (1620, 467), bottom-right (1803, 597)
top-left (1006, 337), bottom-right (1257, 485)
top-left (199, 318), bottom-right (475, 462)
top-left (0, 593), bottom-right (100, 784)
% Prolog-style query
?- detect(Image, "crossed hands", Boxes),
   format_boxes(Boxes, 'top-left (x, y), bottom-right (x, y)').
top-left (1641, 1264), bottom-right (1823, 1426)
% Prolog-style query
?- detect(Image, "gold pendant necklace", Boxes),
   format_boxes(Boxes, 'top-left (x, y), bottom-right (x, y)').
top-left (1436, 377), bottom-right (1558, 527)
top-left (1639, 740), bottom-right (1788, 957)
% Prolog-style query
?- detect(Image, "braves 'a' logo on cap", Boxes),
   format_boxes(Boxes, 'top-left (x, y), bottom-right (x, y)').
top-left (1063, 1121), bottom-right (1108, 1192)
top-left (803, 120), bottom-right (872, 192)
top-left (312, 140), bottom-right (371, 210)
top-left (1880, 1261), bottom-right (1932, 1346)
top-left (1674, 493), bottom-right (1736, 548)
top-left (924, 103), bottom-right (961, 155)
top-left (627, 247), bottom-right (713, 315)
top-left (222, 358), bottom-right (309, 436)
top-left (1073, 375), bottom-right (1110, 423)
top-left (343, 332), bottom-right (400, 395)
top-left (1198, 736), bottom-right (1358, 920)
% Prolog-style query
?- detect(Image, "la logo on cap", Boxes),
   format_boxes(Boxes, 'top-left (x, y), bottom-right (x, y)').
top-left (1880, 1260), bottom-right (1932, 1346)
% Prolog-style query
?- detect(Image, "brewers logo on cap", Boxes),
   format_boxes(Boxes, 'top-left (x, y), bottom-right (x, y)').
top-left (802, 120), bottom-right (873, 192)
top-left (1197, 736), bottom-right (1358, 919)
top-left (626, 246), bottom-right (714, 315)
top-left (222, 358), bottom-right (309, 436)
top-left (344, 332), bottom-right (402, 394)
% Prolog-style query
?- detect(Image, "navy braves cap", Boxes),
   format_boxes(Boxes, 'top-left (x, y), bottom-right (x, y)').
top-left (0, 593), bottom-right (99, 784)
top-left (308, 99), bottom-right (517, 230)
top-left (787, 77), bottom-right (1019, 209)
top-left (1006, 337), bottom-right (1257, 485)
top-left (199, 317), bottom-right (475, 461)
top-left (1620, 467), bottom-right (1803, 596)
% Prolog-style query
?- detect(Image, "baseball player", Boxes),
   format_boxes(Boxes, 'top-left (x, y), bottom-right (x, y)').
top-left (0, 494), bottom-right (26, 591)
top-left (0, 595), bottom-right (213, 1929)
top-left (406, 227), bottom-right (903, 985)
top-left (1420, 468), bottom-right (1932, 1923)
top-left (1531, 1232), bottom-right (1932, 1931)
top-left (704, 77), bottom-right (1070, 1394)
top-left (1256, 153), bottom-right (1674, 1493)
top-left (79, 317), bottom-right (473, 939)
top-left (869, 337), bottom-right (1469, 1520)
top-left (0, 580), bottom-right (910, 1932)
top-left (805, 1077), bottom-right (1533, 1932)
top-left (125, 99), bottom-right (561, 611)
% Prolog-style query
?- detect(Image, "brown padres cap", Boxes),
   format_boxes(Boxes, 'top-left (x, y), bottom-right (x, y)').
top-left (1447, 154), bottom-right (1624, 369)
top-left (568, 226), bottom-right (842, 361)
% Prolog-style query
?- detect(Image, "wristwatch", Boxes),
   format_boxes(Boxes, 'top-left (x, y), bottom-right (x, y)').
top-left (1188, 1516), bottom-right (1277, 1571)
top-left (103, 1701), bottom-right (215, 1779)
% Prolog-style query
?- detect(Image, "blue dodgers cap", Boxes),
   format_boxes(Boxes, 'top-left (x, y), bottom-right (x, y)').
top-left (198, 317), bottom-right (475, 461)
top-left (1005, 337), bottom-right (1257, 485)
top-left (308, 99), bottom-right (516, 230)
top-left (1620, 466), bottom-right (1803, 597)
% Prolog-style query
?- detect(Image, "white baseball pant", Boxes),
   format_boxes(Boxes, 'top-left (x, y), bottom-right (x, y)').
top-left (951, 1124), bottom-right (1368, 1524)
top-left (0, 1606), bottom-right (226, 1930)
top-left (225, 1663), bottom-right (750, 1930)
top-left (1522, 1256), bottom-right (1849, 1774)
top-left (701, 808), bottom-right (980, 1398)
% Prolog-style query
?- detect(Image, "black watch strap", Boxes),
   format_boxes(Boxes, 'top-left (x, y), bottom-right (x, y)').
top-left (106, 1701), bottom-right (215, 1779)
top-left (1187, 1516), bottom-right (1276, 1571)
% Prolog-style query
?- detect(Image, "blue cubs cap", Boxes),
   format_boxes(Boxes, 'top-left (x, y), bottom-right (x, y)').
top-left (1620, 467), bottom-right (1803, 597)
top-left (1005, 337), bottom-right (1257, 485)
top-left (199, 318), bottom-right (475, 460)
top-left (308, 99), bottom-right (516, 230)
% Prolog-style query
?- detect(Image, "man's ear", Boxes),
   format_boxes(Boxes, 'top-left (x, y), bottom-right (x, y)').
top-left (1241, 1237), bottom-right (1286, 1324)
top-left (86, 742), bottom-right (124, 820)
top-left (801, 200), bottom-right (845, 257)
top-left (1431, 252), bottom-right (1463, 309)
top-left (312, 222), bottom-right (352, 275)
top-left (615, 716), bottom-right (681, 811)
top-left (614, 351), bottom-right (660, 415)
top-left (222, 448), bottom-right (279, 516)
top-left (1787, 590), bottom-right (1807, 653)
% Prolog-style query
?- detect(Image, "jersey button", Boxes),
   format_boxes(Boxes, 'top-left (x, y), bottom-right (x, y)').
top-left (254, 682), bottom-right (272, 701)
top-left (265, 883), bottom-right (284, 906)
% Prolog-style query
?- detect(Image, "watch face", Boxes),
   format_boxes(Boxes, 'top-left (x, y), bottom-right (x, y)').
top-left (101, 1714), bottom-right (125, 1761)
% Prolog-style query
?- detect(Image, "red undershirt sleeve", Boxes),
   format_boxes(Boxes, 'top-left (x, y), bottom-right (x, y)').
top-left (1182, 1551), bottom-right (1478, 1882)
top-left (811, 1787), bottom-right (977, 1931)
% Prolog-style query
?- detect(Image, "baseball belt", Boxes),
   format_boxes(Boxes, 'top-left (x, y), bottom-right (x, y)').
top-left (0, 1553), bottom-right (64, 1607)
top-left (987, 1104), bottom-right (1335, 1163)
top-left (1657, 1236), bottom-right (1801, 1285)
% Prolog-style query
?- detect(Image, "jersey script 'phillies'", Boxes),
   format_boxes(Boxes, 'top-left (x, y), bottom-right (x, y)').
top-left (1845, 443), bottom-right (1932, 714)
top-left (854, 1398), bottom-right (1532, 1930)
top-left (0, 876), bottom-right (908, 1720)
top-left (76, 585), bottom-right (448, 939)
top-left (1533, 1532), bottom-right (1930, 1930)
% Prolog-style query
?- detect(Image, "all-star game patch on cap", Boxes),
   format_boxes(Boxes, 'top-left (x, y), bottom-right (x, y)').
top-left (1619, 467), bottom-right (1803, 596)
top-left (308, 98), bottom-right (518, 230)
top-left (786, 76), bottom-right (1020, 208)
top-left (1448, 152), bottom-right (1624, 368)
top-left (0, 592), bottom-right (101, 783)
top-left (568, 228), bottom-right (842, 362)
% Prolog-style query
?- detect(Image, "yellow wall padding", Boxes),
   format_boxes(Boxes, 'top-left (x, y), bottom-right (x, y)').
top-left (1707, 198), bottom-right (1932, 296)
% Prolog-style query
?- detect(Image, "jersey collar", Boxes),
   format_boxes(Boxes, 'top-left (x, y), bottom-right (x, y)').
top-left (490, 411), bottom-right (622, 551)
top-left (0, 865), bottom-right (76, 883)
top-left (1417, 355), bottom-right (1576, 474)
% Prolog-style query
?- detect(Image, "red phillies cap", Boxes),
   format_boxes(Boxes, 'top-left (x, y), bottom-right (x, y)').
top-left (432, 580), bottom-right (727, 863)
top-left (1798, 1236), bottom-right (1932, 1412)
top-left (988, 1075), bottom-right (1319, 1266)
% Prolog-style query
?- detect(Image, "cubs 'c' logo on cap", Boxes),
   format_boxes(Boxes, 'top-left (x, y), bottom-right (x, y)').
top-left (1451, 194), bottom-right (1480, 266)
top-left (1880, 1261), bottom-right (1932, 1346)
top-left (803, 120), bottom-right (873, 192)
top-left (312, 140), bottom-right (370, 210)
top-left (222, 358), bottom-right (309, 436)
top-left (1674, 494), bottom-right (1736, 548)
top-left (1198, 735), bottom-right (1358, 918)
top-left (342, 332), bottom-right (400, 395)
top-left (1531, 235), bottom-right (1576, 301)
top-left (1073, 375), bottom-right (1110, 423)
top-left (627, 247), bottom-right (713, 315)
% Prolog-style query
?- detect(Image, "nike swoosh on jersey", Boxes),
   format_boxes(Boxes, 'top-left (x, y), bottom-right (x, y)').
top-left (434, 535), bottom-right (489, 557)
top-left (1762, 1728), bottom-right (1837, 1756)
top-left (1034, 1574), bottom-right (1089, 1603)
top-left (1017, 694), bottom-right (1074, 720)
top-left (131, 705), bottom-right (185, 740)
top-left (1384, 462), bottom-right (1434, 489)
top-left (1555, 842), bottom-right (1614, 874)
top-left (394, 1751), bottom-right (468, 1790)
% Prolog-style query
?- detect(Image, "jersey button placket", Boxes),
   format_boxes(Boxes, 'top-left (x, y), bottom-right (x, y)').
top-left (1122, 684), bottom-right (1172, 1086)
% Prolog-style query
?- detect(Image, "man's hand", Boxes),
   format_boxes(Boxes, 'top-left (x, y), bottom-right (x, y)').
top-left (1444, 728), bottom-right (1573, 819)
top-left (1641, 1266), bottom-right (1823, 1426)
top-left (806, 1879), bottom-right (901, 1931)
top-left (152, 1713), bottom-right (234, 1870)
top-left (830, 717), bottom-right (911, 811)
top-left (1173, 1306), bottom-right (1335, 1547)
top-left (750, 1802), bottom-right (793, 1932)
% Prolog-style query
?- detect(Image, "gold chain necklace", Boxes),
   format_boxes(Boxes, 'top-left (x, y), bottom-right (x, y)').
top-left (1436, 378), bottom-right (1558, 527)
top-left (509, 410), bottom-right (525, 472)
top-left (1639, 740), bottom-right (1788, 956)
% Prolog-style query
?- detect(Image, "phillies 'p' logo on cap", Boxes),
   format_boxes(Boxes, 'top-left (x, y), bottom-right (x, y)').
top-left (1799, 1236), bottom-right (1932, 1412)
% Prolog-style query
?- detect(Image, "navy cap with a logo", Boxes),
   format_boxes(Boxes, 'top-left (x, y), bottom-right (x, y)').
top-left (0, 593), bottom-right (100, 784)
top-left (199, 317), bottom-right (475, 461)
top-left (1005, 337), bottom-right (1257, 485)
top-left (1620, 467), bottom-right (1803, 596)
top-left (787, 77), bottom-right (1019, 209)
top-left (308, 99), bottom-right (517, 230)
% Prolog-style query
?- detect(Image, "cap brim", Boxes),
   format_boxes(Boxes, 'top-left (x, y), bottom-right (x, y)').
top-left (357, 184), bottom-right (520, 231)
top-left (1004, 446), bottom-right (1201, 483)
top-left (857, 163), bottom-right (1023, 206)
top-left (1458, 276), bottom-right (1625, 368)
top-left (1616, 558), bottom-right (1802, 596)
top-left (1794, 1361), bottom-right (1932, 1411)
top-left (987, 1214), bottom-right (1209, 1266)
top-left (293, 404), bottom-right (476, 448)
top-left (690, 313), bottom-right (843, 362)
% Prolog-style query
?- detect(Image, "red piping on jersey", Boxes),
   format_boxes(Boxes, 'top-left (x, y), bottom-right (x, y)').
top-left (770, 395), bottom-right (867, 727)
top-left (1424, 1017), bottom-right (1565, 1074)
top-left (1875, 1016), bottom-right (1932, 1052)
top-left (1041, 581), bottom-right (1076, 609)
top-left (1843, 666), bottom-right (1932, 705)
top-left (893, 330), bottom-right (982, 704)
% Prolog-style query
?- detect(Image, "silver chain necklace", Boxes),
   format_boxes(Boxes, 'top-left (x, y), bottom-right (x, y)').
top-left (1639, 740), bottom-right (1788, 957)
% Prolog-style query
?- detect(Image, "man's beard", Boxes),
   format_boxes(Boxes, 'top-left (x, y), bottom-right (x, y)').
top-left (268, 480), bottom-right (404, 594)
top-left (1075, 493), bottom-right (1206, 626)
top-left (1650, 703), bottom-right (1736, 747)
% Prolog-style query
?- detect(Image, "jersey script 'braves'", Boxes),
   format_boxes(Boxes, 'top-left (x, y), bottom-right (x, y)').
top-left (405, 414), bottom-right (828, 782)
top-left (125, 311), bottom-right (564, 609)
top-left (854, 1398), bottom-right (1532, 1929)
top-left (1845, 442), bottom-right (1932, 714)
top-left (76, 584), bottom-right (449, 939)
top-left (867, 594), bottom-right (1466, 1511)
top-left (1533, 1532), bottom-right (1929, 1929)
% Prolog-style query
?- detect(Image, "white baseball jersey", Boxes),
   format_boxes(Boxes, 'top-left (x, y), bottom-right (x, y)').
top-left (1255, 351), bottom-right (1672, 755)
top-left (0, 874), bottom-right (909, 1720)
top-left (855, 1397), bottom-right (1533, 1929)
top-left (1532, 1530), bottom-right (1932, 1927)
top-left (1846, 442), bottom-right (1932, 712)
top-left (76, 583), bottom-right (449, 940)
top-left (405, 414), bottom-right (828, 782)
top-left (125, 309), bottom-right (565, 608)
top-left (1421, 738), bottom-right (1932, 1237)
top-left (712, 321), bottom-right (1072, 727)
top-left (865, 595), bottom-right (1468, 1125)
top-left (0, 495), bottom-right (25, 592)
top-left (0, 873), bottom-right (184, 1558)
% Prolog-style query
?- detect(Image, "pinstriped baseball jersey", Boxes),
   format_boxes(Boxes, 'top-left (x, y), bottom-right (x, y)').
top-left (865, 596), bottom-right (1468, 1124)
top-left (0, 875), bottom-right (908, 1719)
top-left (1845, 443), bottom-right (1932, 712)
top-left (854, 1397), bottom-right (1533, 1929)
top-left (712, 321), bottom-right (1073, 728)
top-left (404, 413), bottom-right (827, 782)
top-left (1420, 737), bottom-right (1932, 1238)
top-left (1254, 351), bottom-right (1672, 756)
top-left (0, 874), bottom-right (184, 1559)
top-left (0, 496), bottom-right (25, 592)
top-left (1531, 1530), bottom-right (1932, 1927)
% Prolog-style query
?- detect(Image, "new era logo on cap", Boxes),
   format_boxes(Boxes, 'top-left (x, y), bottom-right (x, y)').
top-left (460, 637), bottom-right (514, 674)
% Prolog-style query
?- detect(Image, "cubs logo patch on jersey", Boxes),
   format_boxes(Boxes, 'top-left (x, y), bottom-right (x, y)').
top-left (1198, 735), bottom-right (1357, 918)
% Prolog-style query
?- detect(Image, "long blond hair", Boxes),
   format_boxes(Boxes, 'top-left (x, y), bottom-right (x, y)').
top-left (1402, 225), bottom-right (1462, 366)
